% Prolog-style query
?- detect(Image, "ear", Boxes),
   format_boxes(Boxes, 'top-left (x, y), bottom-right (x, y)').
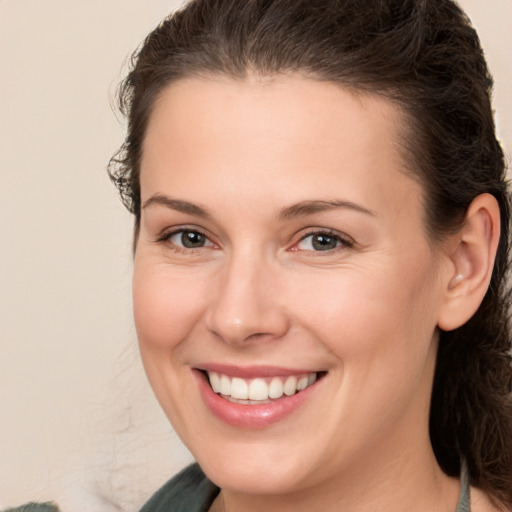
top-left (437, 193), bottom-right (501, 332)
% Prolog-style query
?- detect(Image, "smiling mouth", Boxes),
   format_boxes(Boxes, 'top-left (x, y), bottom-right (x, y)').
top-left (204, 370), bottom-right (324, 405)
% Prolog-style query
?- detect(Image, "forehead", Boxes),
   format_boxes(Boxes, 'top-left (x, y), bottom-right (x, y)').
top-left (143, 74), bottom-right (408, 166)
top-left (140, 74), bottom-right (424, 228)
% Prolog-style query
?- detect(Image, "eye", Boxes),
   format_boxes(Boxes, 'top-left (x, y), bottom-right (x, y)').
top-left (166, 229), bottom-right (215, 249)
top-left (295, 231), bottom-right (352, 252)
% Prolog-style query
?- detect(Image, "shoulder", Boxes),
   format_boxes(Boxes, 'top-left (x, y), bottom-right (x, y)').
top-left (139, 463), bottom-right (220, 512)
top-left (1, 503), bottom-right (59, 512)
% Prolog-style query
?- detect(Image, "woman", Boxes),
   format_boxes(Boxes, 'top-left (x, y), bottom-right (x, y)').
top-left (9, 0), bottom-right (510, 511)
top-left (4, 1), bottom-right (510, 511)
top-left (104, 0), bottom-right (512, 510)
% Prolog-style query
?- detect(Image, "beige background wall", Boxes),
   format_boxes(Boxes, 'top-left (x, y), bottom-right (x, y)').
top-left (0, 1), bottom-right (510, 511)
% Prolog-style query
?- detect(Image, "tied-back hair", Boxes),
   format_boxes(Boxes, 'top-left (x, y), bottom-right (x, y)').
top-left (108, 0), bottom-right (512, 506)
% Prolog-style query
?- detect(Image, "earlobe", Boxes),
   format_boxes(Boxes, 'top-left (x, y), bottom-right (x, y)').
top-left (437, 193), bottom-right (501, 332)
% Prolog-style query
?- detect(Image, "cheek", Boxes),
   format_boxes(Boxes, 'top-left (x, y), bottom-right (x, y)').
top-left (132, 264), bottom-right (208, 350)
top-left (290, 258), bottom-right (440, 363)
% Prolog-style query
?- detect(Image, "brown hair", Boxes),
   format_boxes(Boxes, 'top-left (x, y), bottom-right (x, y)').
top-left (109, 0), bottom-right (512, 505)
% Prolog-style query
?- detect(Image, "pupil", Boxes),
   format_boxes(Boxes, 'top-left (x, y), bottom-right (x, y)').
top-left (182, 231), bottom-right (205, 248)
top-left (312, 234), bottom-right (337, 251)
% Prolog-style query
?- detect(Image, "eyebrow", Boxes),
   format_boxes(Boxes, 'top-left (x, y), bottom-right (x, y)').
top-left (142, 194), bottom-right (210, 218)
top-left (142, 194), bottom-right (375, 220)
top-left (277, 200), bottom-right (376, 220)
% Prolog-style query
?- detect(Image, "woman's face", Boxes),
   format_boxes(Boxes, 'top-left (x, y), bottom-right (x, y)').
top-left (134, 75), bottom-right (450, 495)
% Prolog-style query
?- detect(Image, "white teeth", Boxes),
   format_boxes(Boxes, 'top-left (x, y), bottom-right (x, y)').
top-left (268, 377), bottom-right (284, 399)
top-left (248, 378), bottom-right (269, 400)
top-left (219, 374), bottom-right (231, 396)
top-left (297, 375), bottom-right (309, 391)
top-left (206, 371), bottom-right (319, 403)
top-left (231, 378), bottom-right (248, 399)
top-left (283, 376), bottom-right (297, 396)
top-left (209, 371), bottom-right (221, 393)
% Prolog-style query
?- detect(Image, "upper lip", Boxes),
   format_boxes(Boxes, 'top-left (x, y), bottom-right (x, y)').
top-left (195, 363), bottom-right (323, 379)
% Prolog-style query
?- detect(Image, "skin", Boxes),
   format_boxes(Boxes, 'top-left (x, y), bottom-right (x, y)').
top-left (133, 75), bottom-right (499, 512)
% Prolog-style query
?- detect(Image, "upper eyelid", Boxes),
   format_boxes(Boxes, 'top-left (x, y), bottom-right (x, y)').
top-left (295, 228), bottom-right (354, 244)
top-left (157, 225), bottom-right (212, 241)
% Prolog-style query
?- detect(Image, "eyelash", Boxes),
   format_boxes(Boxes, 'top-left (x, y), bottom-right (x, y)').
top-left (292, 229), bottom-right (354, 254)
top-left (156, 227), bottom-right (354, 254)
top-left (156, 226), bottom-right (216, 254)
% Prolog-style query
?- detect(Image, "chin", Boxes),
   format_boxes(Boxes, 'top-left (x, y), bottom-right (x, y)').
top-left (191, 438), bottom-right (324, 496)
top-left (203, 458), bottom-right (309, 495)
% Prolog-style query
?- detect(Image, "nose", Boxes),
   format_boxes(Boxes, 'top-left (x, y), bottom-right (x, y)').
top-left (205, 253), bottom-right (289, 346)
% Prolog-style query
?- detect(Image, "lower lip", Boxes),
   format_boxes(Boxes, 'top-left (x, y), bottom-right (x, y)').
top-left (194, 370), bottom-right (322, 428)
